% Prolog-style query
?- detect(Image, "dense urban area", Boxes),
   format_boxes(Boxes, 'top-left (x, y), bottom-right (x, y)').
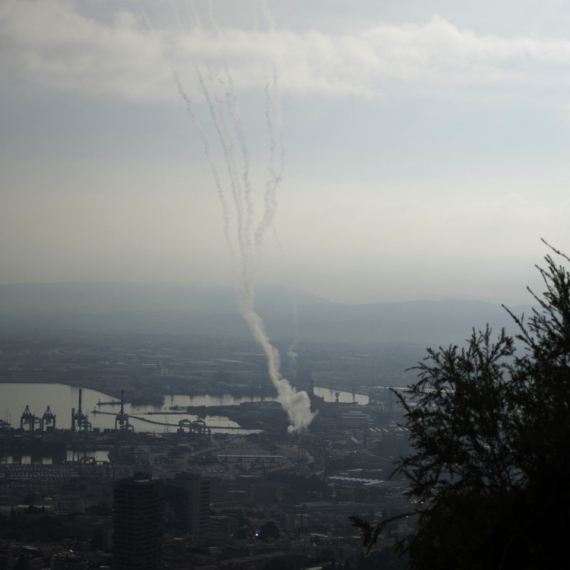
top-left (0, 331), bottom-right (418, 570)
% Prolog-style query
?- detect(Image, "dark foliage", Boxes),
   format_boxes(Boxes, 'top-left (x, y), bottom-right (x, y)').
top-left (352, 243), bottom-right (570, 569)
top-left (258, 520), bottom-right (280, 541)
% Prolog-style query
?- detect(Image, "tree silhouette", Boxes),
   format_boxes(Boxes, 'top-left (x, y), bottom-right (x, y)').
top-left (352, 242), bottom-right (570, 569)
top-left (258, 520), bottom-right (280, 541)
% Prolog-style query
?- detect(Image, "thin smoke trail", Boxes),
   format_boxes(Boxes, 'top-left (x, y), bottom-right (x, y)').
top-left (173, 72), bottom-right (234, 257)
top-left (193, 10), bottom-right (251, 295)
top-left (197, 2), bottom-right (254, 253)
top-left (174, 1), bottom-right (314, 432)
top-left (271, 64), bottom-right (286, 190)
top-left (202, 66), bottom-right (257, 333)
top-left (252, 79), bottom-right (276, 252)
top-left (137, 1), bottom-right (234, 259)
top-left (255, 65), bottom-right (284, 252)
top-left (191, 3), bottom-right (251, 266)
top-left (209, 69), bottom-right (312, 431)
top-left (140, 0), bottom-right (290, 415)
top-left (196, 67), bottom-right (247, 265)
top-left (223, 68), bottom-right (255, 252)
top-left (210, 70), bottom-right (250, 272)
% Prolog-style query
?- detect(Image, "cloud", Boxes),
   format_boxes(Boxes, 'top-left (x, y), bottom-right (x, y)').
top-left (0, 0), bottom-right (172, 101)
top-left (2, 0), bottom-right (570, 101)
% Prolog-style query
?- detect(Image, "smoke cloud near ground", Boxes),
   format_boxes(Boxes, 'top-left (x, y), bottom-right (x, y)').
top-left (240, 283), bottom-right (314, 433)
top-left (173, 0), bottom-right (315, 433)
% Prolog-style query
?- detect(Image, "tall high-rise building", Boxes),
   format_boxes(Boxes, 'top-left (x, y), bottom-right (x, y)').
top-left (113, 473), bottom-right (164, 570)
top-left (164, 472), bottom-right (211, 536)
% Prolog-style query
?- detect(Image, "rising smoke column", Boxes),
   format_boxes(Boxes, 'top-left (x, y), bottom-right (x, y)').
top-left (175, 0), bottom-right (315, 433)
top-left (239, 280), bottom-right (313, 432)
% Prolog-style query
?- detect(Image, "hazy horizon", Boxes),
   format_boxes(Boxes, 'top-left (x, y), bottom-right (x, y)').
top-left (0, 279), bottom-right (541, 307)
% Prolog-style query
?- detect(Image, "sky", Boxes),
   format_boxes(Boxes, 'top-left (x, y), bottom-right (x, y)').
top-left (1, 0), bottom-right (570, 305)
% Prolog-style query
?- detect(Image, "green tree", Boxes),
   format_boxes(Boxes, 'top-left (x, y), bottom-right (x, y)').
top-left (352, 243), bottom-right (570, 569)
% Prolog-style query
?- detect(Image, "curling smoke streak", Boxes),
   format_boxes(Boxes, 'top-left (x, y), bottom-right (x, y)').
top-left (179, 0), bottom-right (314, 433)
top-left (174, 72), bottom-right (233, 257)
top-left (139, 2), bottom-right (238, 255)
top-left (196, 67), bottom-right (248, 263)
top-left (223, 68), bottom-right (255, 251)
top-left (240, 285), bottom-right (313, 432)
top-left (254, 65), bottom-right (284, 253)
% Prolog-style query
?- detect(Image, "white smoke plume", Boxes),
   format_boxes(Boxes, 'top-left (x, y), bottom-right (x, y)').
top-left (178, 0), bottom-right (315, 433)
top-left (240, 282), bottom-right (313, 432)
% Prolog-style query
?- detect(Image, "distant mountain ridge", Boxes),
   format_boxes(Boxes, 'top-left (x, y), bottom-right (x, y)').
top-left (0, 282), bottom-right (535, 347)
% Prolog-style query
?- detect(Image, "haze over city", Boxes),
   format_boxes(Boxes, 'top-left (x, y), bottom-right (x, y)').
top-left (2, 0), bottom-right (570, 305)
top-left (4, 5), bottom-right (570, 570)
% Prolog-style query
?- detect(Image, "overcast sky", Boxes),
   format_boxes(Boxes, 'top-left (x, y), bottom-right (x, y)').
top-left (1, 0), bottom-right (570, 304)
